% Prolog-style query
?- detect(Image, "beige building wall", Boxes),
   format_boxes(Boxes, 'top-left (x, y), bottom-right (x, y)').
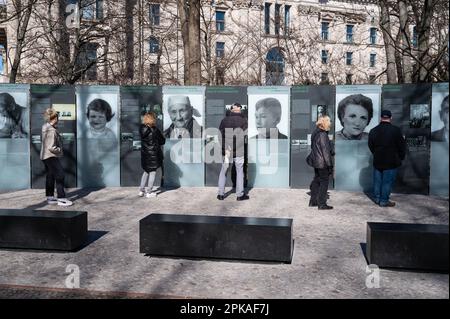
top-left (1, 0), bottom-right (389, 85)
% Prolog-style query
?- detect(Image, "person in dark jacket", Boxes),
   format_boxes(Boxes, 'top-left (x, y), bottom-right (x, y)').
top-left (307, 115), bottom-right (334, 210)
top-left (139, 112), bottom-right (166, 198)
top-left (217, 102), bottom-right (249, 201)
top-left (368, 109), bottom-right (406, 207)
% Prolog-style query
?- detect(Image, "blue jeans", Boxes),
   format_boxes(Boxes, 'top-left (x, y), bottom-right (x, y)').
top-left (373, 168), bottom-right (397, 205)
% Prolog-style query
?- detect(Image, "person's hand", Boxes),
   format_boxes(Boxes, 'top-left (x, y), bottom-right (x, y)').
top-left (225, 149), bottom-right (231, 158)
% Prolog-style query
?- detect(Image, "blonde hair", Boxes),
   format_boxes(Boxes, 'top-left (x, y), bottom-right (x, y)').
top-left (143, 112), bottom-right (156, 127)
top-left (44, 108), bottom-right (58, 122)
top-left (316, 115), bottom-right (331, 131)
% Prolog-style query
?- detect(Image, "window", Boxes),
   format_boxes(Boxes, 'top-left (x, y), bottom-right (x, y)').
top-left (321, 50), bottom-right (328, 64)
top-left (369, 75), bottom-right (376, 83)
top-left (346, 25), bottom-right (354, 43)
top-left (77, 42), bottom-right (98, 80)
top-left (150, 3), bottom-right (160, 26)
top-left (321, 22), bottom-right (329, 40)
top-left (149, 63), bottom-right (159, 84)
top-left (320, 72), bottom-right (329, 84)
top-left (370, 27), bottom-right (377, 45)
top-left (370, 53), bottom-right (376, 67)
top-left (81, 0), bottom-right (103, 20)
top-left (284, 5), bottom-right (291, 35)
top-left (216, 42), bottom-right (225, 58)
top-left (264, 3), bottom-right (271, 34)
top-left (216, 11), bottom-right (225, 32)
top-left (266, 47), bottom-right (284, 85)
top-left (346, 52), bottom-right (353, 65)
top-left (149, 37), bottom-right (159, 53)
top-left (216, 67), bottom-right (225, 85)
top-left (412, 26), bottom-right (418, 48)
top-left (274, 4), bottom-right (281, 35)
top-left (346, 74), bottom-right (353, 84)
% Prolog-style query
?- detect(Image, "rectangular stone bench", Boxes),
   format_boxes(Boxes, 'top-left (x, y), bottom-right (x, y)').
top-left (0, 209), bottom-right (88, 251)
top-left (140, 213), bottom-right (293, 263)
top-left (366, 222), bottom-right (449, 272)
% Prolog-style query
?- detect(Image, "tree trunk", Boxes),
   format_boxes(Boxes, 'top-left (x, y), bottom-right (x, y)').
top-left (379, 0), bottom-right (398, 83)
top-left (9, 0), bottom-right (34, 83)
top-left (178, 0), bottom-right (190, 84)
top-left (187, 0), bottom-right (201, 84)
top-left (125, 0), bottom-right (136, 81)
top-left (398, 0), bottom-right (412, 83)
top-left (57, 0), bottom-right (70, 83)
top-left (417, 0), bottom-right (435, 82)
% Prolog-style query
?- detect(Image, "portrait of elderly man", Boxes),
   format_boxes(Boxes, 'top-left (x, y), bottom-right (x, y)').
top-left (164, 95), bottom-right (202, 139)
top-left (431, 95), bottom-right (449, 142)
top-left (0, 92), bottom-right (27, 138)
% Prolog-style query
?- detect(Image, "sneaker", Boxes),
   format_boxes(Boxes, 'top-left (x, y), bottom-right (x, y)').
top-left (57, 198), bottom-right (73, 207)
top-left (318, 205), bottom-right (333, 210)
top-left (138, 191), bottom-right (145, 197)
top-left (380, 201), bottom-right (395, 207)
top-left (236, 195), bottom-right (249, 201)
top-left (47, 196), bottom-right (58, 205)
top-left (145, 192), bottom-right (157, 198)
top-left (217, 195), bottom-right (224, 200)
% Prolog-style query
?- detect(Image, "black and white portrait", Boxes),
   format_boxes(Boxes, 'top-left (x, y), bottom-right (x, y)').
top-left (431, 94), bottom-right (449, 142)
top-left (409, 104), bottom-right (430, 129)
top-left (248, 96), bottom-right (289, 139)
top-left (0, 92), bottom-right (28, 138)
top-left (163, 94), bottom-right (204, 139)
top-left (335, 93), bottom-right (379, 140)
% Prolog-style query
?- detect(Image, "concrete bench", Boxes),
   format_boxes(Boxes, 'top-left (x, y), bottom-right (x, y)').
top-left (366, 222), bottom-right (448, 272)
top-left (0, 209), bottom-right (88, 251)
top-left (140, 213), bottom-right (293, 263)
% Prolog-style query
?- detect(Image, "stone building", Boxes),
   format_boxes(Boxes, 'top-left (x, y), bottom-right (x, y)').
top-left (0, 0), bottom-right (409, 85)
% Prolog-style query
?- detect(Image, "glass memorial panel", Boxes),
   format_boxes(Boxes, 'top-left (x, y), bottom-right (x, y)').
top-left (430, 82), bottom-right (448, 197)
top-left (162, 86), bottom-right (205, 187)
top-left (334, 85), bottom-right (381, 192)
top-left (382, 84), bottom-right (431, 194)
top-left (76, 85), bottom-right (120, 187)
top-left (247, 86), bottom-right (290, 188)
top-left (30, 85), bottom-right (76, 188)
top-left (0, 84), bottom-right (30, 190)
top-left (120, 86), bottom-right (163, 187)
top-left (204, 86), bottom-right (248, 187)
top-left (290, 85), bottom-right (335, 188)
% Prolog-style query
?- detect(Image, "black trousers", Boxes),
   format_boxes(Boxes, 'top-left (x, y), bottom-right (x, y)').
top-left (43, 157), bottom-right (66, 198)
top-left (310, 168), bottom-right (330, 206)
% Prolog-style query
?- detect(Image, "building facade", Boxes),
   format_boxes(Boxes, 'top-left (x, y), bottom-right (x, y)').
top-left (0, 0), bottom-right (414, 85)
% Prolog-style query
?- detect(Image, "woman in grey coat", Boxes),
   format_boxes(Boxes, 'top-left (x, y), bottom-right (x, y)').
top-left (306, 115), bottom-right (334, 210)
top-left (40, 108), bottom-right (72, 206)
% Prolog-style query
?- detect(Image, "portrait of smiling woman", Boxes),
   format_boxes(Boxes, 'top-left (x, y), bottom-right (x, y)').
top-left (335, 94), bottom-right (374, 140)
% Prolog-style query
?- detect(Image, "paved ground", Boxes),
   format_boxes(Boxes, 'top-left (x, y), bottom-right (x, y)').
top-left (0, 187), bottom-right (448, 299)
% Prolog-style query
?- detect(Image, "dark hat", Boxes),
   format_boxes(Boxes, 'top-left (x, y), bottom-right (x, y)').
top-left (381, 109), bottom-right (392, 118)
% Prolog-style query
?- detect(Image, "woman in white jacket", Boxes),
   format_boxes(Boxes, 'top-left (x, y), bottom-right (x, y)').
top-left (40, 108), bottom-right (72, 206)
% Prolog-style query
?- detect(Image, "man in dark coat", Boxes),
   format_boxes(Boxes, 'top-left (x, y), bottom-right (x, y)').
top-left (217, 103), bottom-right (249, 201)
top-left (368, 110), bottom-right (406, 207)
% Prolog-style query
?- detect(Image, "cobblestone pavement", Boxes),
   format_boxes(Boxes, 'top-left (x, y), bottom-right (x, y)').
top-left (0, 187), bottom-right (448, 299)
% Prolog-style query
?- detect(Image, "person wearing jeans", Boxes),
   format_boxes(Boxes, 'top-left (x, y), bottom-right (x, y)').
top-left (368, 109), bottom-right (406, 207)
top-left (40, 108), bottom-right (72, 206)
top-left (217, 103), bottom-right (248, 201)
